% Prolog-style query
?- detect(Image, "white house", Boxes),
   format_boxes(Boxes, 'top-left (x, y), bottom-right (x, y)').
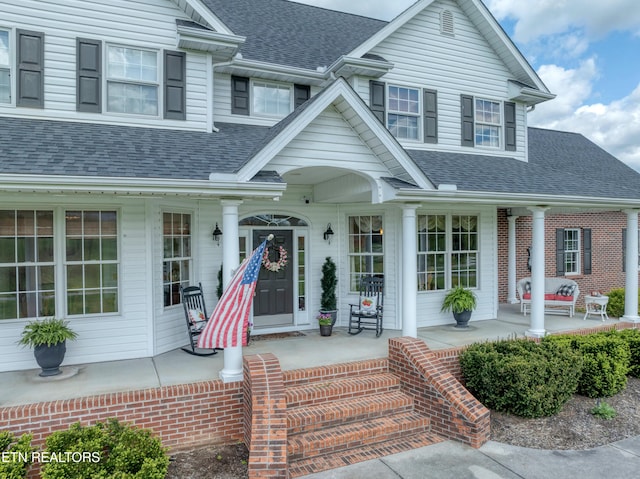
top-left (1, 0), bottom-right (639, 377)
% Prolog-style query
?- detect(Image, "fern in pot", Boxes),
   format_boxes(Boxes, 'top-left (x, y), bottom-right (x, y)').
top-left (18, 318), bottom-right (77, 377)
top-left (441, 286), bottom-right (477, 328)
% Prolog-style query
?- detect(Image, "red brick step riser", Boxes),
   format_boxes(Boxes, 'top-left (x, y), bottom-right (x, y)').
top-left (282, 358), bottom-right (389, 388)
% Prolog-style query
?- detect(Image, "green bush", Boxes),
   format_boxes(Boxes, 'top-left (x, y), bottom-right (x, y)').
top-left (610, 329), bottom-right (640, 378)
top-left (460, 338), bottom-right (582, 418)
top-left (591, 400), bottom-right (617, 420)
top-left (606, 288), bottom-right (640, 319)
top-left (41, 418), bottom-right (169, 479)
top-left (544, 333), bottom-right (630, 398)
top-left (0, 431), bottom-right (35, 479)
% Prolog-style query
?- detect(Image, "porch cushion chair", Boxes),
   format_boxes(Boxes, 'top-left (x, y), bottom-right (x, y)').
top-left (348, 276), bottom-right (384, 337)
top-left (180, 283), bottom-right (218, 356)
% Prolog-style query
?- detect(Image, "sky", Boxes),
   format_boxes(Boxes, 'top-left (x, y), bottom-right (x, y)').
top-left (292, 0), bottom-right (640, 172)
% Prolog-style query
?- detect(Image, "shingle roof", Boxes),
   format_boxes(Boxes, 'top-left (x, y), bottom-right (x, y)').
top-left (407, 128), bottom-right (640, 200)
top-left (200, 0), bottom-right (387, 70)
top-left (0, 117), bottom-right (269, 180)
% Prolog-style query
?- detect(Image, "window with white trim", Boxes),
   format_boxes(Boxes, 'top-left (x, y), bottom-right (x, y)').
top-left (163, 212), bottom-right (191, 307)
top-left (475, 98), bottom-right (501, 147)
top-left (107, 45), bottom-right (158, 115)
top-left (65, 210), bottom-right (119, 315)
top-left (387, 85), bottom-right (420, 140)
top-left (417, 214), bottom-right (478, 291)
top-left (0, 29), bottom-right (10, 104)
top-left (564, 228), bottom-right (580, 275)
top-left (348, 215), bottom-right (384, 292)
top-left (252, 81), bottom-right (292, 117)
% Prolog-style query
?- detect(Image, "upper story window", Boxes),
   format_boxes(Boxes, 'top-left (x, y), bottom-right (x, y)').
top-left (0, 30), bottom-right (10, 104)
top-left (252, 81), bottom-right (292, 117)
top-left (474, 99), bottom-right (501, 147)
top-left (106, 45), bottom-right (158, 116)
top-left (461, 95), bottom-right (516, 151)
top-left (387, 85), bottom-right (420, 140)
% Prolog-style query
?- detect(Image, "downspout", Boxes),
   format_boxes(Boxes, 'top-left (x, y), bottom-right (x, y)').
top-left (207, 53), bottom-right (219, 133)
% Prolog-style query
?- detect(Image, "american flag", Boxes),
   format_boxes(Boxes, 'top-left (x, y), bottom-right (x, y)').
top-left (197, 238), bottom-right (268, 349)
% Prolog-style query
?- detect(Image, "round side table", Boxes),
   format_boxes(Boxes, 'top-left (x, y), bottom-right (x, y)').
top-left (583, 295), bottom-right (609, 322)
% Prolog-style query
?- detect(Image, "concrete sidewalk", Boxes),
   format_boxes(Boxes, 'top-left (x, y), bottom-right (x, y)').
top-left (300, 436), bottom-right (640, 479)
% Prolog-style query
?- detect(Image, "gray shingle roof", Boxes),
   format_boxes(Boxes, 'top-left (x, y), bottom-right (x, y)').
top-left (407, 128), bottom-right (640, 200)
top-left (200, 0), bottom-right (387, 70)
top-left (0, 117), bottom-right (269, 180)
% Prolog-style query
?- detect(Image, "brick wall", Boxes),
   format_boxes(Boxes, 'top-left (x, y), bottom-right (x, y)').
top-left (497, 209), bottom-right (638, 307)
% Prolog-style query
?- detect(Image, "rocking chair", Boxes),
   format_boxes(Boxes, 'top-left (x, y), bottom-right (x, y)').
top-left (180, 283), bottom-right (218, 356)
top-left (348, 276), bottom-right (384, 337)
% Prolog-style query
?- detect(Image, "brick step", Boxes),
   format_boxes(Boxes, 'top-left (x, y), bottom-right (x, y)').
top-left (285, 372), bottom-right (400, 408)
top-left (288, 430), bottom-right (445, 478)
top-left (283, 358), bottom-right (389, 388)
top-left (287, 411), bottom-right (430, 461)
top-left (287, 390), bottom-right (415, 435)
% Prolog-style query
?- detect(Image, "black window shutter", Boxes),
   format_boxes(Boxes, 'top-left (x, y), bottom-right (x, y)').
top-left (583, 228), bottom-right (592, 274)
top-left (164, 50), bottom-right (186, 120)
top-left (369, 80), bottom-right (385, 124)
top-left (461, 94), bottom-right (474, 146)
top-left (555, 228), bottom-right (565, 276)
top-left (504, 101), bottom-right (516, 151)
top-left (16, 29), bottom-right (44, 108)
top-left (423, 89), bottom-right (437, 144)
top-left (623, 228), bottom-right (627, 272)
top-left (294, 84), bottom-right (310, 108)
top-left (76, 38), bottom-right (102, 113)
top-left (231, 76), bottom-right (250, 115)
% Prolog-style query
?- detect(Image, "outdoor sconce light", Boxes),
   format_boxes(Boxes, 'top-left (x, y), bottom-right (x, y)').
top-left (212, 223), bottom-right (223, 246)
top-left (323, 223), bottom-right (334, 244)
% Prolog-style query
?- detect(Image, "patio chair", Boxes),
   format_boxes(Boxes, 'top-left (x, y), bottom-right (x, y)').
top-left (180, 283), bottom-right (218, 356)
top-left (348, 276), bottom-right (384, 337)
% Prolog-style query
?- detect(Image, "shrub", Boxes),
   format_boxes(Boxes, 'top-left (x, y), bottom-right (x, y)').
top-left (0, 431), bottom-right (35, 479)
top-left (460, 338), bottom-right (582, 418)
top-left (609, 329), bottom-right (640, 378)
top-left (591, 400), bottom-right (617, 420)
top-left (606, 288), bottom-right (640, 319)
top-left (544, 333), bottom-right (630, 398)
top-left (41, 418), bottom-right (169, 479)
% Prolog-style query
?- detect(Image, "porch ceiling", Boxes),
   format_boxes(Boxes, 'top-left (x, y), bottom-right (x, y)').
top-left (282, 167), bottom-right (372, 203)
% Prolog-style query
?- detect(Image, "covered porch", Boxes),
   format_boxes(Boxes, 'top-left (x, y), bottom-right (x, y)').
top-left (0, 304), bottom-right (626, 407)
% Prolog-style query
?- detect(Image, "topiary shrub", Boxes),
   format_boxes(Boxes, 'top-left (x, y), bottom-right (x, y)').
top-left (41, 418), bottom-right (169, 479)
top-left (0, 431), bottom-right (36, 479)
top-left (610, 329), bottom-right (640, 378)
top-left (544, 333), bottom-right (630, 398)
top-left (460, 338), bottom-right (582, 418)
top-left (606, 288), bottom-right (625, 318)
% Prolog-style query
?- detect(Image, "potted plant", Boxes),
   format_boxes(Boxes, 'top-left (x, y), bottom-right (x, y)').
top-left (317, 313), bottom-right (333, 336)
top-left (18, 318), bottom-right (78, 377)
top-left (320, 256), bottom-right (338, 326)
top-left (441, 286), bottom-right (477, 328)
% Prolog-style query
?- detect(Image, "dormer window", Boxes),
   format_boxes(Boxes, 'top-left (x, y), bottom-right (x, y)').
top-left (388, 85), bottom-right (420, 140)
top-left (475, 98), bottom-right (501, 148)
top-left (461, 95), bottom-right (516, 151)
top-left (0, 30), bottom-right (9, 103)
top-left (106, 45), bottom-right (159, 116)
top-left (252, 80), bottom-right (292, 117)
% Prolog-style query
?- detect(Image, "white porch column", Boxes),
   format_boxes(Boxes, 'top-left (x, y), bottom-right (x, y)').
top-left (526, 207), bottom-right (547, 337)
top-left (402, 204), bottom-right (418, 337)
top-left (219, 199), bottom-right (243, 383)
top-left (623, 209), bottom-right (640, 323)
top-left (507, 215), bottom-right (519, 304)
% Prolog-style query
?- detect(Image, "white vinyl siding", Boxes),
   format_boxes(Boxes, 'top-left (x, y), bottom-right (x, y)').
top-left (0, 0), bottom-right (208, 129)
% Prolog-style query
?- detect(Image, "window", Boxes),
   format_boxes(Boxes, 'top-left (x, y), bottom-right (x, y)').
top-left (107, 45), bottom-right (158, 115)
top-left (65, 211), bottom-right (118, 315)
top-left (475, 99), bottom-right (501, 148)
top-left (563, 228), bottom-right (580, 275)
top-left (388, 85), bottom-right (420, 140)
top-left (0, 210), bottom-right (55, 319)
top-left (417, 214), bottom-right (478, 291)
top-left (252, 81), bottom-right (292, 117)
top-left (348, 215), bottom-right (384, 291)
top-left (163, 212), bottom-right (191, 307)
top-left (0, 30), bottom-right (9, 103)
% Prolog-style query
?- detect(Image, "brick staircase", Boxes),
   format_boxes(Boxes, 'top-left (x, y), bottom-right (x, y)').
top-left (283, 359), bottom-right (445, 478)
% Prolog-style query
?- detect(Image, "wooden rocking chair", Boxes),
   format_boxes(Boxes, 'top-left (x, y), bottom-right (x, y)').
top-left (348, 276), bottom-right (384, 337)
top-left (180, 283), bottom-right (219, 356)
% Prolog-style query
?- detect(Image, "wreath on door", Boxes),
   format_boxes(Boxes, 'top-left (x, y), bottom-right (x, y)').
top-left (262, 246), bottom-right (288, 272)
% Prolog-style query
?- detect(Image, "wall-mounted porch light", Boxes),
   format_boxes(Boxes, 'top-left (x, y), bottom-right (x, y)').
top-left (212, 223), bottom-right (223, 246)
top-left (323, 223), bottom-right (334, 244)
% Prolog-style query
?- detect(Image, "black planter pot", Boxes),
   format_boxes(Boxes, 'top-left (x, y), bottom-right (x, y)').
top-left (34, 341), bottom-right (66, 377)
top-left (320, 310), bottom-right (338, 327)
top-left (453, 310), bottom-right (472, 329)
top-left (319, 324), bottom-right (333, 336)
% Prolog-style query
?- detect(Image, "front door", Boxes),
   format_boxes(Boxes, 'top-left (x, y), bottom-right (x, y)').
top-left (253, 230), bottom-right (294, 328)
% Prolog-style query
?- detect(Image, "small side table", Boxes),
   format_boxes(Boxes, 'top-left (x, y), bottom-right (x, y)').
top-left (584, 295), bottom-right (609, 322)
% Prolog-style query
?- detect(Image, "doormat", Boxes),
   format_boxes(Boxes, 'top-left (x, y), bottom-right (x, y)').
top-left (249, 331), bottom-right (306, 342)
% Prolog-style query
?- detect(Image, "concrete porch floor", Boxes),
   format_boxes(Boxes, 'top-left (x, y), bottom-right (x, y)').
top-left (0, 304), bottom-right (623, 407)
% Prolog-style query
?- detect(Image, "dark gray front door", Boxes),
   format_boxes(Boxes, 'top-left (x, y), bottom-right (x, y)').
top-left (253, 230), bottom-right (294, 327)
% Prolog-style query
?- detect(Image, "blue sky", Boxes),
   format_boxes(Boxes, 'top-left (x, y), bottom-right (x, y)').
top-left (292, 0), bottom-right (640, 171)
